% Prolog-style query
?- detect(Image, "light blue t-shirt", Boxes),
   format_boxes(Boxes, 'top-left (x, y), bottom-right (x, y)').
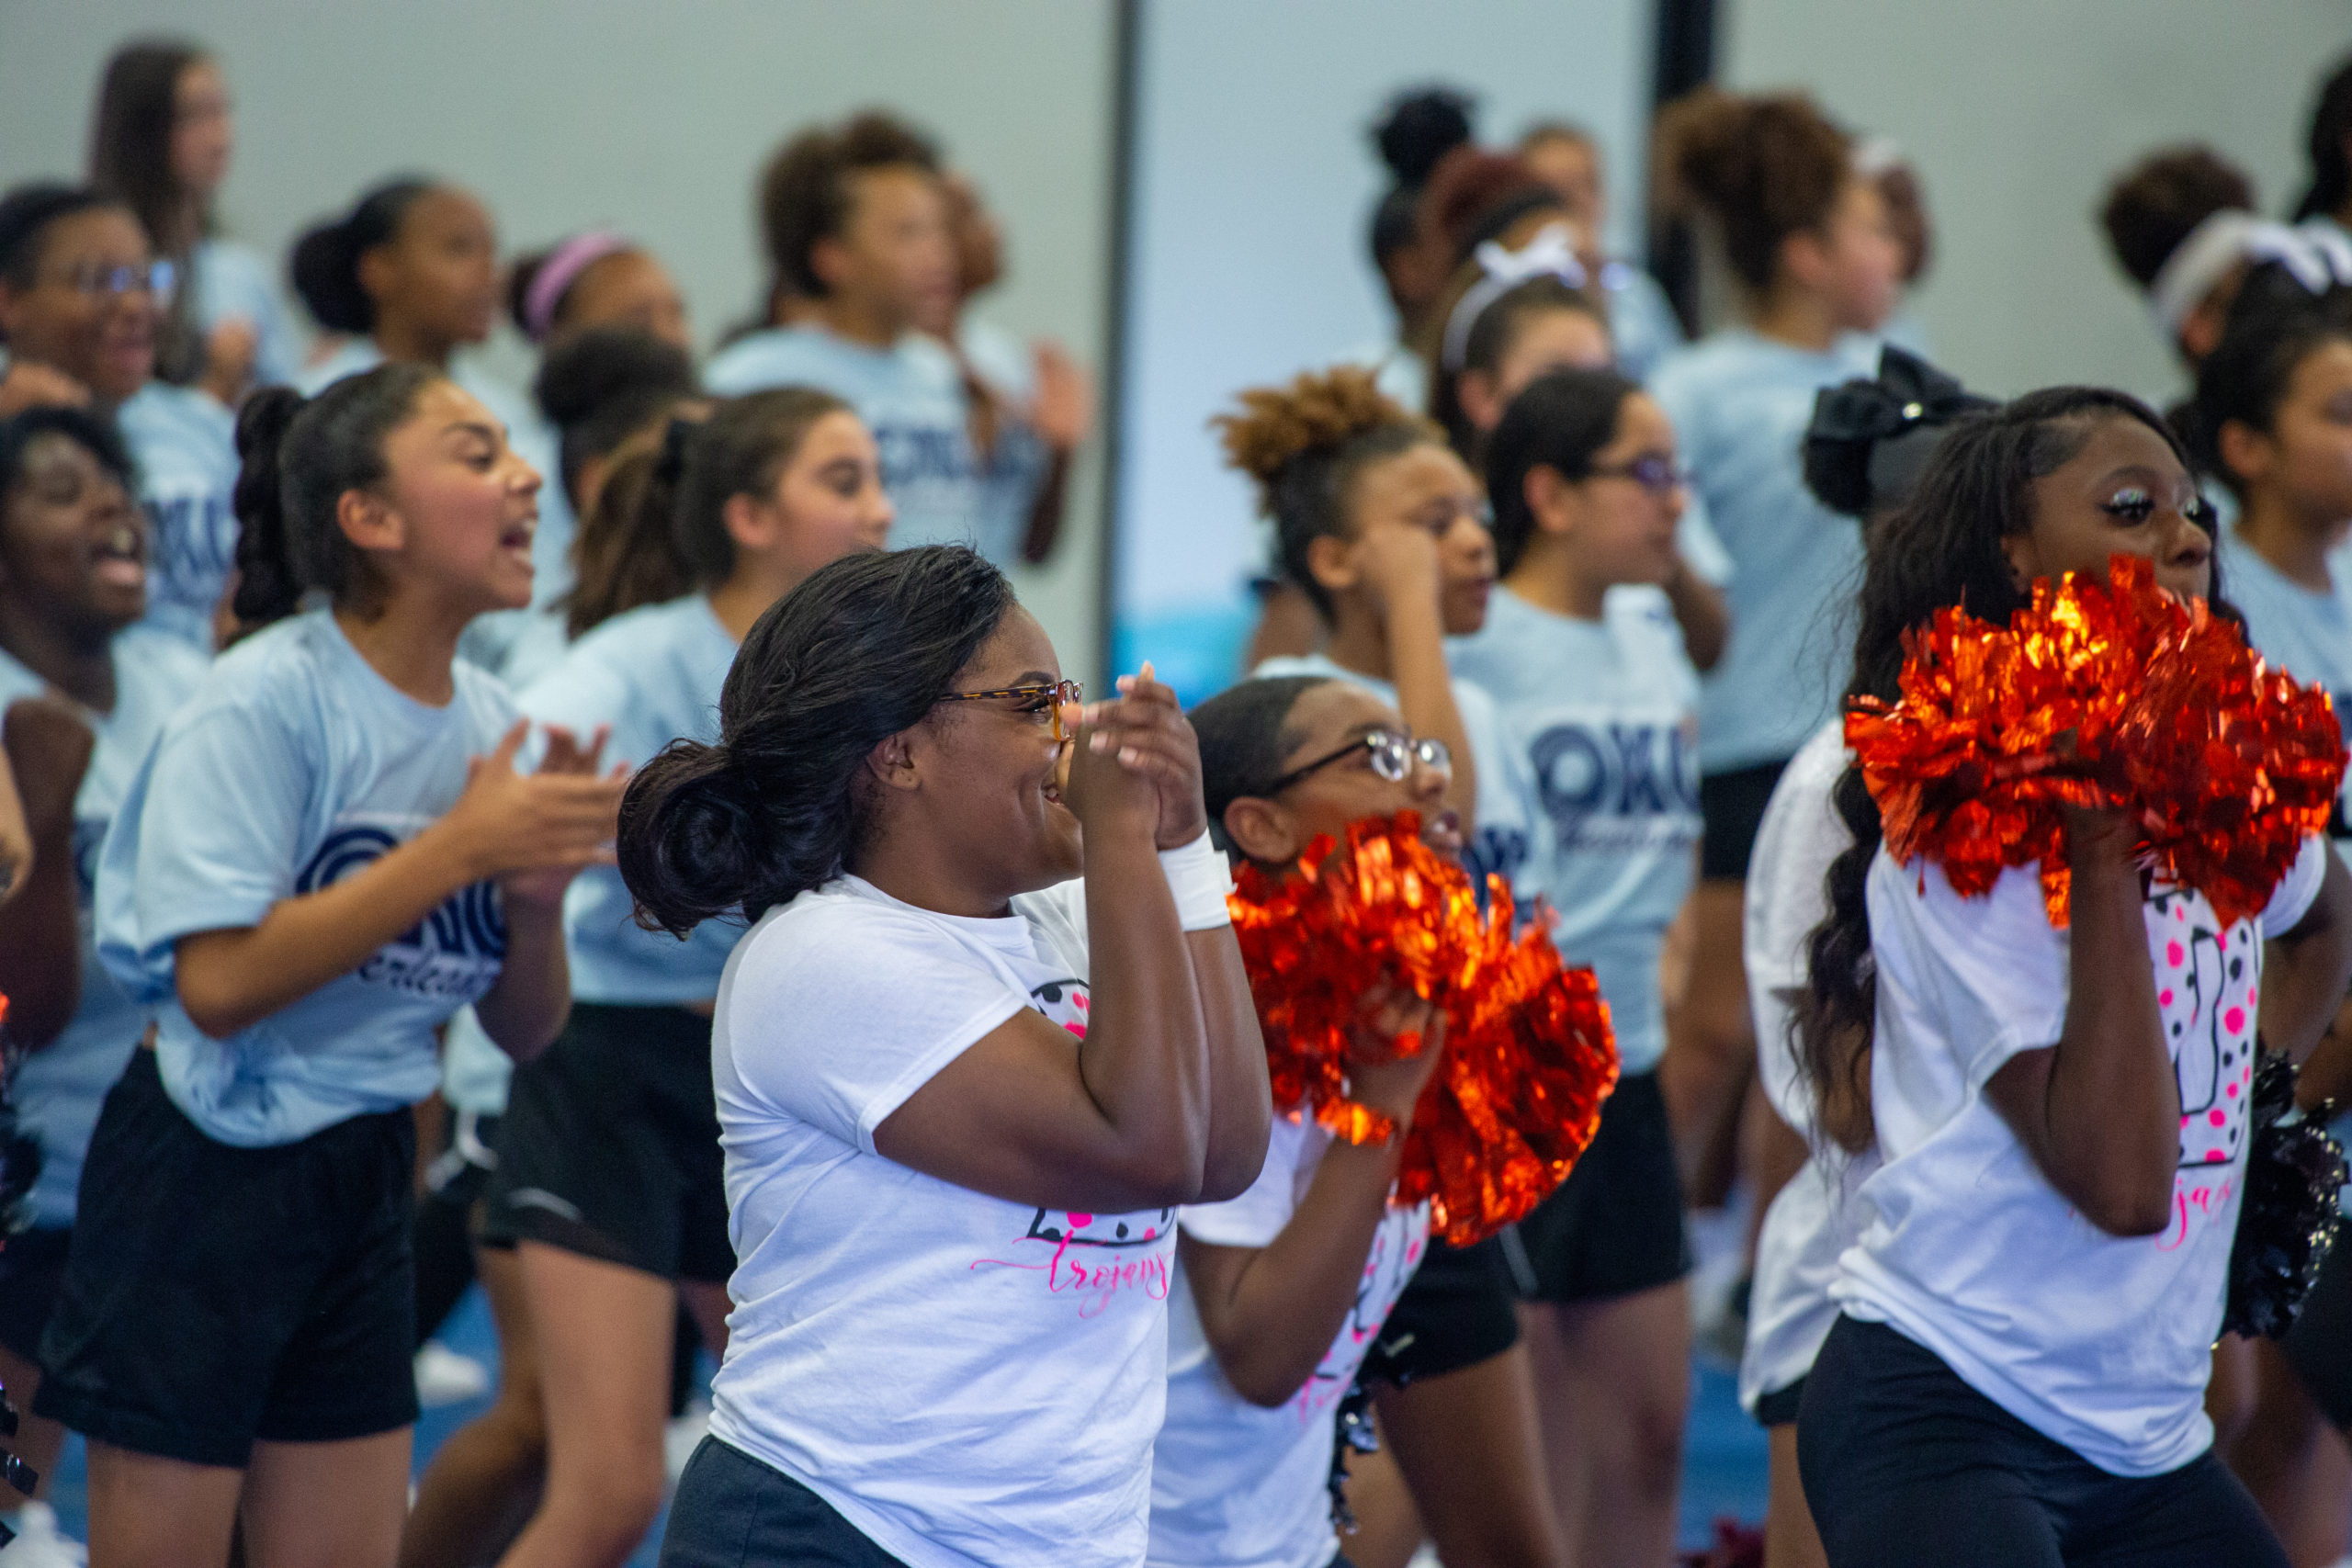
top-left (297, 339), bottom-right (572, 681)
top-left (192, 238), bottom-right (304, 391)
top-left (1600, 261), bottom-right (1686, 386)
top-left (116, 380), bottom-right (239, 653)
top-left (1250, 653), bottom-right (1544, 900)
top-left (95, 609), bottom-right (517, 1146)
top-left (708, 324), bottom-right (1036, 566)
top-left (2223, 529), bottom-right (2352, 842)
top-left (0, 627), bottom-right (208, 1224)
top-left (1449, 588), bottom-right (1701, 1074)
top-left (1650, 329), bottom-right (1876, 775)
top-left (518, 593), bottom-right (745, 1001)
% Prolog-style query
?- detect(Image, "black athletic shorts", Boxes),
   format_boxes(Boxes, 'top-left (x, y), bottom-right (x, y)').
top-left (1358, 1232), bottom-right (1521, 1387)
top-left (1753, 1374), bottom-right (1807, 1429)
top-left (662, 1437), bottom-right (910, 1567)
top-left (1799, 1315), bottom-right (2287, 1568)
top-left (1501, 1070), bottom-right (1690, 1303)
top-left (0, 1226), bottom-right (72, 1364)
top-left (2283, 1232), bottom-right (2352, 1429)
top-left (1699, 759), bottom-right (1792, 882)
top-left (481, 1001), bottom-right (732, 1283)
top-left (35, 1050), bottom-right (419, 1467)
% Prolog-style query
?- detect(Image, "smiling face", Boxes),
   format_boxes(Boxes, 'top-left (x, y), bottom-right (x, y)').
top-left (359, 186), bottom-right (498, 349)
top-left (731, 407), bottom-right (895, 587)
top-left (1220, 681), bottom-right (1458, 871)
top-left (0, 205), bottom-right (159, 402)
top-left (886, 605), bottom-right (1081, 897)
top-left (2003, 412), bottom-right (2213, 604)
top-left (359, 380), bottom-right (544, 618)
top-left (0, 429), bottom-right (145, 641)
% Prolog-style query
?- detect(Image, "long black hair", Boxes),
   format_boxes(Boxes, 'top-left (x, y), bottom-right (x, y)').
top-left (230, 363), bottom-right (441, 627)
top-left (618, 545), bottom-right (1014, 934)
top-left (1798, 387), bottom-right (2232, 1150)
top-left (288, 177), bottom-right (433, 334)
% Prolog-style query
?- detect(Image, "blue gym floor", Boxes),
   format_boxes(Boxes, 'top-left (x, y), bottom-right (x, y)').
top-left (31, 1280), bottom-right (1769, 1564)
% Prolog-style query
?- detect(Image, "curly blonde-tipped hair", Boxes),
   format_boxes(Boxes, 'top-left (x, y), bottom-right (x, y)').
top-left (1213, 366), bottom-right (1443, 619)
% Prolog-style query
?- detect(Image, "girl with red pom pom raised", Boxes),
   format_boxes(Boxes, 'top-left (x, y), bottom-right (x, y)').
top-left (1796, 388), bottom-right (2352, 1568)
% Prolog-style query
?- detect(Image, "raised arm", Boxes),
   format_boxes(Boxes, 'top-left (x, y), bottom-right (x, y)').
top-left (1355, 527), bottom-right (1477, 827)
top-left (1983, 807), bottom-right (2177, 1236)
top-left (177, 722), bottom-right (623, 1041)
top-left (0, 699), bottom-right (95, 1047)
top-left (1660, 552), bottom-right (1729, 671)
top-left (1182, 988), bottom-right (1445, 1405)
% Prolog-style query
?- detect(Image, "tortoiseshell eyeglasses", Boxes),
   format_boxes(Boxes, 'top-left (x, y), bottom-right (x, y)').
top-left (937, 680), bottom-right (1086, 742)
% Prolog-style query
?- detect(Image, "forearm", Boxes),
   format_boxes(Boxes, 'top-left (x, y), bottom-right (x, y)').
top-left (2260, 852), bottom-right (2352, 1065)
top-left (0, 820), bottom-right (80, 1048)
top-left (1663, 558), bottom-right (1728, 671)
top-left (472, 897), bottom-right (571, 1063)
top-left (2043, 856), bottom-right (2177, 1232)
top-left (175, 820), bottom-right (480, 1038)
top-left (1079, 824), bottom-right (1214, 1194)
top-left (1183, 927), bottom-right (1273, 1201)
top-left (1021, 448), bottom-right (1073, 565)
top-left (1384, 600), bottom-right (1477, 825)
top-left (1192, 1136), bottom-right (1406, 1406)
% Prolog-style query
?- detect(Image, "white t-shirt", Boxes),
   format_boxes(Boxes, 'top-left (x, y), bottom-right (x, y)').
top-left (1148, 1115), bottom-right (1429, 1568)
top-left (1735, 721), bottom-right (1877, 1413)
top-left (1249, 653), bottom-right (1544, 902)
top-left (1832, 835), bottom-right (2330, 1474)
top-left (0, 627), bottom-right (208, 1225)
top-left (191, 238), bottom-right (305, 391)
top-left (1448, 586), bottom-right (1701, 1075)
top-left (707, 874), bottom-right (1176, 1568)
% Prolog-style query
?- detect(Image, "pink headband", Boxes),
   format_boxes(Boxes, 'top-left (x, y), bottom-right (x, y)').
top-left (522, 231), bottom-right (628, 342)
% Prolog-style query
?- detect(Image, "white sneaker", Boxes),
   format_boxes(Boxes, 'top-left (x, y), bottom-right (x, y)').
top-left (664, 1399), bottom-right (710, 1485)
top-left (414, 1340), bottom-right (492, 1407)
top-left (0, 1502), bottom-right (88, 1565)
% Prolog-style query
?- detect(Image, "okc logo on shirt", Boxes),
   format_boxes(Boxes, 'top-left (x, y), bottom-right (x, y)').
top-left (143, 490), bottom-right (237, 621)
top-left (1528, 716), bottom-right (1702, 846)
top-left (296, 821), bottom-right (505, 1000)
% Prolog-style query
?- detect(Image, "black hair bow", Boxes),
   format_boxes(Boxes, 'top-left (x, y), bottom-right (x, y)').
top-left (1803, 346), bottom-right (1995, 518)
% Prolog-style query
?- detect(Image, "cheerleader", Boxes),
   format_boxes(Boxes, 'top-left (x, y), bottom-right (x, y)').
top-left (1448, 367), bottom-right (1700, 1565)
top-left (0, 406), bottom-right (208, 1563)
top-left (31, 363), bottom-right (622, 1567)
top-left (1147, 673), bottom-right (1452, 1568)
top-left (1795, 388), bottom-right (2352, 1567)
top-left (624, 544), bottom-right (1269, 1565)
top-left (288, 178), bottom-right (569, 675)
top-left (1645, 87), bottom-right (1901, 1201)
top-left (458, 389), bottom-right (892, 1568)
top-left (0, 183), bottom-right (239, 652)
top-left (1225, 367), bottom-right (1561, 1568)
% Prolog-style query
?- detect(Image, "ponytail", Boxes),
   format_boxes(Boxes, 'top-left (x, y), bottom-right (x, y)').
top-left (229, 363), bottom-right (440, 632)
top-left (619, 545), bottom-right (1014, 933)
top-left (564, 422), bottom-right (693, 638)
top-left (288, 177), bottom-right (430, 334)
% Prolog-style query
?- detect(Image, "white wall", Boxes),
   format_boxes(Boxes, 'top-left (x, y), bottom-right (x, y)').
top-left (1113, 0), bottom-right (1657, 702)
top-left (1724, 0), bottom-right (2352, 404)
top-left (0, 0), bottom-right (1118, 683)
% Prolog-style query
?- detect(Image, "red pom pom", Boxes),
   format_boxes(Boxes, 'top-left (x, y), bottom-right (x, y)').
top-left (1847, 554), bottom-right (2345, 927)
top-left (1227, 813), bottom-right (1620, 1246)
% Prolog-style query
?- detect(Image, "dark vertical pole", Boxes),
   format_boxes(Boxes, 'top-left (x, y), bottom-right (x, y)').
top-left (1648, 0), bottom-right (1718, 336)
top-left (1098, 0), bottom-right (1144, 687)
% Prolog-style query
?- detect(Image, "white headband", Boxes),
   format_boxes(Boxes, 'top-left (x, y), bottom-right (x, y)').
top-left (1440, 220), bottom-right (1589, 373)
top-left (2147, 212), bottom-right (2352, 333)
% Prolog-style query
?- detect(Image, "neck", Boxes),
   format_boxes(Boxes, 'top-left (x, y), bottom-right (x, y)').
top-left (160, 193), bottom-right (205, 255)
top-left (705, 560), bottom-right (801, 643)
top-left (1321, 604), bottom-right (1399, 682)
top-left (1503, 547), bottom-right (1607, 621)
top-left (851, 833), bottom-right (1017, 920)
top-left (2236, 490), bottom-right (2349, 592)
top-left (372, 319), bottom-right (454, 371)
top-left (334, 594), bottom-right (468, 705)
top-left (815, 295), bottom-right (902, 350)
top-left (0, 606), bottom-right (116, 711)
top-left (1749, 287), bottom-right (1840, 354)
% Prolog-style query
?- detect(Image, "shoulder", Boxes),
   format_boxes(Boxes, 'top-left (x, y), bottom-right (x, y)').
top-left (292, 340), bottom-right (383, 397)
top-left (519, 599), bottom-right (684, 719)
top-left (450, 658), bottom-right (520, 737)
top-left (733, 885), bottom-right (990, 997)
top-left (113, 625), bottom-right (212, 705)
top-left (118, 381), bottom-right (233, 443)
top-left (706, 328), bottom-right (836, 392)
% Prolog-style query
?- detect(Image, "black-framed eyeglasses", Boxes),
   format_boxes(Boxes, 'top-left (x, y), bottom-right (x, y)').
top-left (937, 679), bottom-right (1084, 742)
top-left (1256, 728), bottom-right (1451, 795)
top-left (44, 260), bottom-right (176, 304)
top-left (1583, 454), bottom-right (1688, 496)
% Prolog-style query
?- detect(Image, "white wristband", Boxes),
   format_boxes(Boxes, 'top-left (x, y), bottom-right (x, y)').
top-left (1159, 829), bottom-right (1235, 931)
